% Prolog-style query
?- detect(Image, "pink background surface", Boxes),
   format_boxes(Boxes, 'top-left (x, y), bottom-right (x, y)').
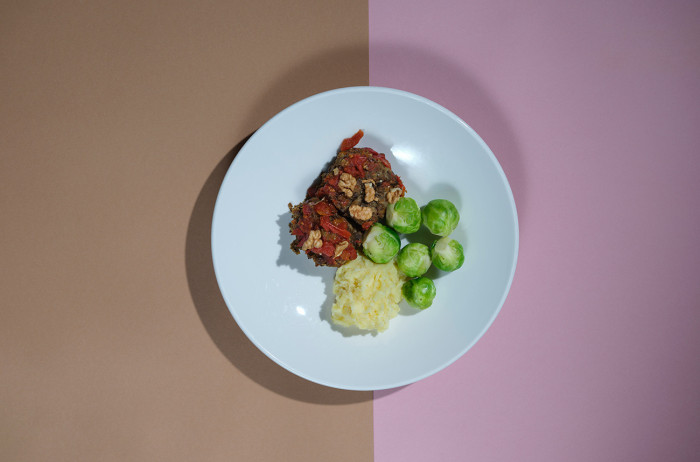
top-left (370, 1), bottom-right (700, 461)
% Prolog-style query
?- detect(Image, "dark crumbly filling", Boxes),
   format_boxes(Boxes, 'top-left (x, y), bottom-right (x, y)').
top-left (288, 198), bottom-right (361, 267)
top-left (289, 131), bottom-right (406, 267)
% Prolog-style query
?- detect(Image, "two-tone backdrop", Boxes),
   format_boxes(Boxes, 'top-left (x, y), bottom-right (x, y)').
top-left (2, 1), bottom-right (698, 461)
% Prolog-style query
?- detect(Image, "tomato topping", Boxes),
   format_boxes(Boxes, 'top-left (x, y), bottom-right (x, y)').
top-left (344, 245), bottom-right (357, 260)
top-left (361, 221), bottom-right (373, 230)
top-left (320, 216), bottom-right (351, 239)
top-left (317, 241), bottom-right (336, 257)
top-left (326, 175), bottom-right (339, 187)
top-left (349, 155), bottom-right (366, 178)
top-left (342, 165), bottom-right (359, 178)
top-left (365, 148), bottom-right (379, 155)
top-left (340, 130), bottom-right (364, 151)
top-left (314, 200), bottom-right (334, 216)
top-left (302, 202), bottom-right (313, 218)
top-left (314, 184), bottom-right (333, 198)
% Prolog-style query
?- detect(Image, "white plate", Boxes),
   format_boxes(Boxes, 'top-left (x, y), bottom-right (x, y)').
top-left (211, 87), bottom-right (518, 390)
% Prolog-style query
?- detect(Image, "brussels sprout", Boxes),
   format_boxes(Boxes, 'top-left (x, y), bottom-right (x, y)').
top-left (396, 243), bottom-right (431, 278)
top-left (386, 197), bottom-right (421, 234)
top-left (402, 277), bottom-right (436, 309)
top-left (421, 199), bottom-right (460, 236)
top-left (362, 223), bottom-right (400, 264)
top-left (430, 236), bottom-right (465, 272)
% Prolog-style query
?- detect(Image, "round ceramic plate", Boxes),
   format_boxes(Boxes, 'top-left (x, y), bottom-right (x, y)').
top-left (211, 87), bottom-right (518, 390)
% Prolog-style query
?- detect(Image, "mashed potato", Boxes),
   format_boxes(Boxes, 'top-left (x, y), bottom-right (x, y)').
top-left (331, 254), bottom-right (406, 332)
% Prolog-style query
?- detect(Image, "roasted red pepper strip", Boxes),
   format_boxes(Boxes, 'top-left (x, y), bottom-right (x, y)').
top-left (344, 245), bottom-right (357, 260)
top-left (314, 184), bottom-right (334, 199)
top-left (326, 175), bottom-right (340, 187)
top-left (339, 129), bottom-right (364, 151)
top-left (342, 165), bottom-right (359, 178)
top-left (316, 241), bottom-right (336, 257)
top-left (302, 202), bottom-right (313, 218)
top-left (349, 155), bottom-right (366, 178)
top-left (313, 200), bottom-right (335, 216)
top-left (320, 216), bottom-right (352, 239)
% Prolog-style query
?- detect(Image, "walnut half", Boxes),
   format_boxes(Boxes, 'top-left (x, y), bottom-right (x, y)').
top-left (301, 229), bottom-right (322, 251)
top-left (334, 241), bottom-right (349, 257)
top-left (338, 172), bottom-right (356, 198)
top-left (386, 187), bottom-right (403, 204)
top-left (349, 205), bottom-right (373, 221)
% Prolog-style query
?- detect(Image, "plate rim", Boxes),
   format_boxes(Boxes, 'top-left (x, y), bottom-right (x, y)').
top-left (211, 85), bottom-right (519, 390)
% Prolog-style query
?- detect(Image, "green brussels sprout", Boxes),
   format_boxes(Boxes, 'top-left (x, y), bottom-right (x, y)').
top-left (362, 223), bottom-right (400, 264)
top-left (402, 277), bottom-right (436, 309)
top-left (430, 236), bottom-right (465, 272)
top-left (396, 243), bottom-right (431, 278)
top-left (421, 199), bottom-right (460, 236)
top-left (386, 197), bottom-right (421, 234)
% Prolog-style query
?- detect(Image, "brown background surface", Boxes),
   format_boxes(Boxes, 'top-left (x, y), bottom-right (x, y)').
top-left (1, 1), bottom-right (371, 460)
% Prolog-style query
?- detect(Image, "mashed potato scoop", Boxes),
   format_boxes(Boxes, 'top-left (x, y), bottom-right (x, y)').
top-left (331, 254), bottom-right (406, 332)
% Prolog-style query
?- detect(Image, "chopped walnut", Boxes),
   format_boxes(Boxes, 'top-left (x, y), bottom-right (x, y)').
top-left (363, 181), bottom-right (376, 202)
top-left (301, 229), bottom-right (322, 251)
top-left (332, 167), bottom-right (339, 175)
top-left (338, 172), bottom-right (356, 197)
top-left (349, 205), bottom-right (373, 221)
top-left (334, 241), bottom-right (349, 257)
top-left (386, 187), bottom-right (403, 204)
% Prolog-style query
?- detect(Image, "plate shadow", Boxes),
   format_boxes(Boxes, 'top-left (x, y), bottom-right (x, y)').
top-left (185, 134), bottom-right (372, 404)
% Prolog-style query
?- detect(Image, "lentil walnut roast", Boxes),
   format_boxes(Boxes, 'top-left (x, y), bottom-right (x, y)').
top-left (289, 130), bottom-right (406, 267)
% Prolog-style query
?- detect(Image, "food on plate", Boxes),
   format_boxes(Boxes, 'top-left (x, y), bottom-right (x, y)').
top-left (289, 130), bottom-right (406, 267)
top-left (331, 253), bottom-right (406, 332)
top-left (385, 197), bottom-right (421, 234)
top-left (307, 132), bottom-right (406, 230)
top-left (430, 236), bottom-right (465, 272)
top-left (402, 276), bottom-right (437, 310)
top-left (288, 198), bottom-right (363, 267)
top-left (396, 243), bottom-right (431, 278)
top-left (362, 223), bottom-right (401, 264)
top-left (287, 130), bottom-right (467, 330)
top-left (421, 199), bottom-right (460, 236)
